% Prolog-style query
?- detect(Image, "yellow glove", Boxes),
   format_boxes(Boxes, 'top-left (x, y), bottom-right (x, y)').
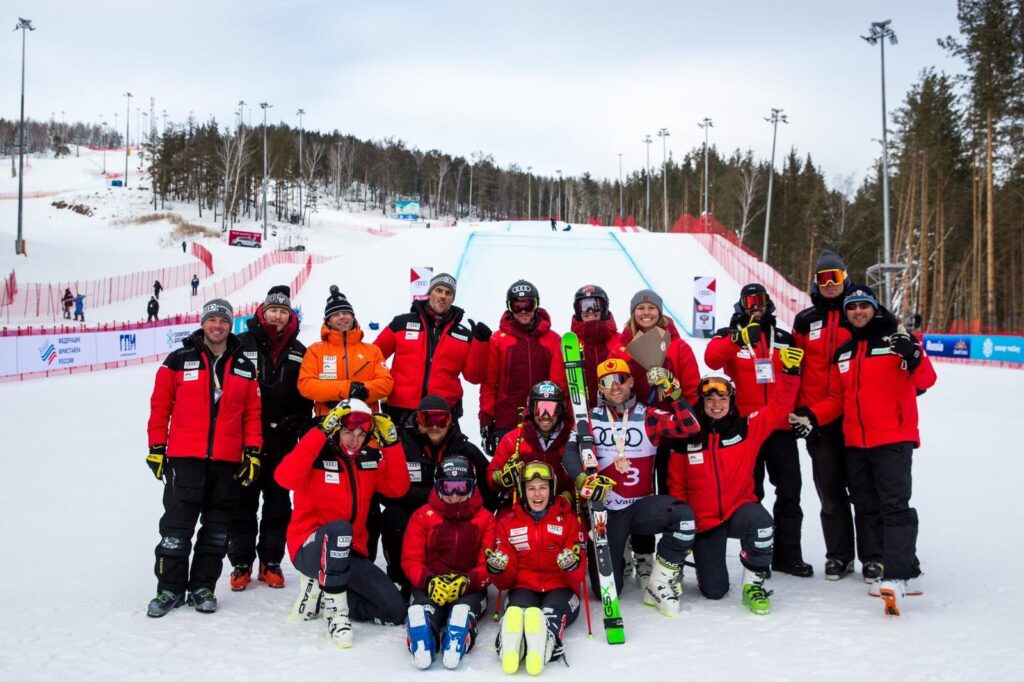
top-left (731, 320), bottom-right (762, 347)
top-left (646, 366), bottom-right (681, 401)
top-left (320, 402), bottom-right (353, 437)
top-left (485, 548), bottom-right (510, 574)
top-left (779, 346), bottom-right (804, 375)
top-left (234, 447), bottom-right (261, 487)
top-left (492, 459), bottom-right (522, 489)
top-left (373, 413), bottom-right (399, 447)
top-left (146, 445), bottom-right (166, 480)
top-left (575, 472), bottom-right (615, 503)
top-left (426, 573), bottom-right (469, 606)
top-left (556, 544), bottom-right (582, 572)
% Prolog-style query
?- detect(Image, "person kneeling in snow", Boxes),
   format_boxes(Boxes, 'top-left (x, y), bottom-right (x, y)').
top-left (487, 461), bottom-right (585, 675)
top-left (667, 348), bottom-right (803, 616)
top-left (275, 399), bottom-right (409, 648)
top-left (402, 455), bottom-right (494, 670)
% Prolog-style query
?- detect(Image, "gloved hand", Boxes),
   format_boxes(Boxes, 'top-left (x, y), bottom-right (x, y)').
top-left (320, 402), bottom-right (353, 437)
top-left (426, 573), bottom-right (469, 606)
top-left (146, 445), bottom-right (167, 480)
top-left (480, 423), bottom-right (497, 457)
top-left (556, 545), bottom-right (582, 572)
top-left (372, 413), bottom-right (399, 447)
top-left (492, 459), bottom-right (522, 489)
top-left (788, 408), bottom-right (817, 440)
top-left (646, 366), bottom-right (681, 401)
top-left (779, 346), bottom-right (804, 375)
top-left (889, 330), bottom-right (921, 370)
top-left (731, 320), bottom-right (762, 347)
top-left (235, 447), bottom-right (262, 487)
top-left (485, 548), bottom-right (510, 575)
top-left (469, 318), bottom-right (492, 343)
top-left (575, 472), bottom-right (615, 503)
top-left (348, 381), bottom-right (369, 401)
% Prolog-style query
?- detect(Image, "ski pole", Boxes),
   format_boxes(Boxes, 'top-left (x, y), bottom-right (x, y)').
top-left (493, 588), bottom-right (503, 622)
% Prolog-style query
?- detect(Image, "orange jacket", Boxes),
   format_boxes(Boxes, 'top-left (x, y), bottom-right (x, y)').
top-left (298, 323), bottom-right (394, 415)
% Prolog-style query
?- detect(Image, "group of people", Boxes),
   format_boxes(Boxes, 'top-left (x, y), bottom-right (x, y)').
top-left (144, 252), bottom-right (935, 672)
top-left (61, 287), bottom-right (85, 321)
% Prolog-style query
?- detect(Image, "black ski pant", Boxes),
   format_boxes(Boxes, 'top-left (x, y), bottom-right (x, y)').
top-left (630, 441), bottom-right (680, 556)
top-left (228, 431), bottom-right (294, 567)
top-left (753, 429), bottom-right (805, 566)
top-left (846, 442), bottom-right (919, 580)
top-left (380, 503), bottom-right (415, 599)
top-left (692, 502), bottom-right (774, 600)
top-left (807, 418), bottom-right (881, 564)
top-left (410, 589), bottom-right (487, 651)
top-left (506, 587), bottom-right (580, 643)
top-left (293, 519), bottom-right (406, 625)
top-left (154, 458), bottom-right (240, 595)
top-left (586, 495), bottom-right (696, 597)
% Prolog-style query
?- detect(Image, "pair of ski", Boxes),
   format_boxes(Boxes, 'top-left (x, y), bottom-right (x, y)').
top-left (561, 332), bottom-right (625, 645)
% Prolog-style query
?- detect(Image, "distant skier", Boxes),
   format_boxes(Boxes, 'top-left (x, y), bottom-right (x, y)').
top-left (62, 288), bottom-right (74, 319)
top-left (153, 280), bottom-right (163, 300)
top-left (182, 240), bottom-right (187, 253)
top-left (191, 275), bottom-right (200, 296)
top-left (550, 218), bottom-right (556, 231)
top-left (147, 296), bottom-right (159, 322)
top-left (73, 293), bottom-right (86, 322)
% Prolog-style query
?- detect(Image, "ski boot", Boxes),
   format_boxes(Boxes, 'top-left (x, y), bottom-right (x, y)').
top-left (147, 590), bottom-right (184, 618)
top-left (633, 552), bottom-right (654, 590)
top-left (230, 564), bottom-right (252, 591)
top-left (862, 561), bottom-right (884, 584)
top-left (879, 579), bottom-right (905, 616)
top-left (523, 607), bottom-right (556, 676)
top-left (824, 559), bottom-right (854, 581)
top-left (499, 605), bottom-right (525, 674)
top-left (772, 558), bottom-right (814, 578)
top-left (187, 587), bottom-right (218, 614)
top-left (643, 556), bottom-right (682, 617)
top-left (440, 603), bottom-right (475, 670)
top-left (289, 577), bottom-right (323, 622)
top-left (406, 604), bottom-right (436, 669)
top-left (322, 591), bottom-right (352, 648)
top-left (258, 561), bottom-right (286, 588)
top-left (741, 568), bottom-right (772, 615)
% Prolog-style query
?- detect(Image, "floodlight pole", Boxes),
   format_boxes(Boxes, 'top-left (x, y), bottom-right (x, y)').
top-left (296, 108), bottom-right (305, 225)
top-left (657, 128), bottom-right (669, 232)
top-left (643, 135), bottom-right (652, 229)
top-left (14, 17), bottom-right (35, 255)
top-left (699, 118), bottom-right (713, 226)
top-left (618, 153), bottom-right (624, 219)
top-left (124, 92), bottom-right (132, 189)
top-left (556, 169), bottom-right (562, 221)
top-left (260, 102), bottom-right (272, 239)
top-left (527, 166), bottom-right (532, 220)
top-left (762, 108), bottom-right (788, 261)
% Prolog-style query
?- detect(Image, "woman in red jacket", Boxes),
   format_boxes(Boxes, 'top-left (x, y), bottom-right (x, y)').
top-left (486, 461), bottom-right (585, 675)
top-left (569, 284), bottom-right (619, 402)
top-left (403, 456), bottom-right (494, 671)
top-left (668, 346), bottom-right (803, 616)
top-left (274, 399), bottom-right (409, 648)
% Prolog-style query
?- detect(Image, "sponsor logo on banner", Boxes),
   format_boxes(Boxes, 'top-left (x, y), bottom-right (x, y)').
top-left (119, 334), bottom-right (136, 353)
top-left (39, 341), bottom-right (57, 365)
top-left (167, 329), bottom-right (191, 347)
top-left (692, 276), bottom-right (716, 338)
top-left (410, 266), bottom-right (433, 301)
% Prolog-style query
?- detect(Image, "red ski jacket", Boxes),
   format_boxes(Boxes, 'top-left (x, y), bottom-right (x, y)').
top-left (812, 309), bottom-right (936, 449)
top-left (374, 301), bottom-right (488, 411)
top-left (569, 315), bottom-right (620, 404)
top-left (704, 317), bottom-right (796, 418)
top-left (792, 296), bottom-right (852, 425)
top-left (401, 488), bottom-right (495, 593)
top-left (486, 496), bottom-right (585, 593)
top-left (275, 427), bottom-right (410, 560)
top-left (298, 324), bottom-right (394, 416)
top-left (147, 330), bottom-right (262, 461)
top-left (613, 318), bottom-right (700, 407)
top-left (487, 420), bottom-right (573, 497)
top-left (668, 372), bottom-right (798, 532)
top-left (480, 308), bottom-right (566, 431)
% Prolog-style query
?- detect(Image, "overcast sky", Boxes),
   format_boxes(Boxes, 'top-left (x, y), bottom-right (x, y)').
top-left (3, 1), bottom-right (965, 188)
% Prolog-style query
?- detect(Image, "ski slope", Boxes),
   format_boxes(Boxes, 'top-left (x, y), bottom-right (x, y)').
top-left (1, 151), bottom-right (1022, 680)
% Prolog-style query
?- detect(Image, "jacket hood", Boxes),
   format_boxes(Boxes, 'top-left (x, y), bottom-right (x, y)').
top-left (499, 307), bottom-right (554, 337)
top-left (319, 322), bottom-right (365, 345)
top-left (570, 314), bottom-right (618, 344)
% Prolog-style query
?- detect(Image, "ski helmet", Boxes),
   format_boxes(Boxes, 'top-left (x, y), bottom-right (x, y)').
top-left (573, 284), bottom-right (610, 320)
top-left (735, 283), bottom-right (775, 317)
top-left (518, 460), bottom-right (557, 508)
top-left (434, 455), bottom-right (477, 498)
top-left (506, 280), bottom-right (539, 312)
top-left (695, 374), bottom-right (737, 421)
top-left (528, 380), bottom-right (564, 422)
top-left (334, 398), bottom-right (373, 455)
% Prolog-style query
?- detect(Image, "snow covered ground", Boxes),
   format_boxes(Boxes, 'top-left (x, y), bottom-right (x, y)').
top-left (0, 150), bottom-right (1021, 680)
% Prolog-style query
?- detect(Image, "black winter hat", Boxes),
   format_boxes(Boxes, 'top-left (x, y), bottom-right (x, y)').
top-left (264, 285), bottom-right (292, 312)
top-left (417, 394), bottom-right (451, 414)
top-left (843, 284), bottom-right (879, 311)
top-left (815, 249), bottom-right (847, 273)
top-left (324, 285), bottom-right (354, 320)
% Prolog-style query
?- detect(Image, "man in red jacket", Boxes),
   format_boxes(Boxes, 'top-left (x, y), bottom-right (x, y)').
top-left (275, 399), bottom-right (410, 647)
top-left (479, 280), bottom-right (566, 455)
top-left (375, 273), bottom-right (490, 430)
top-left (806, 284), bottom-right (936, 616)
top-left (145, 299), bottom-right (263, 617)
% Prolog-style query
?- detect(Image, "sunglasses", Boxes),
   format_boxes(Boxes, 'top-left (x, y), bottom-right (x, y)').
top-left (741, 292), bottom-right (769, 310)
top-left (599, 373), bottom-right (630, 389)
top-left (436, 478), bottom-right (475, 497)
top-left (845, 301), bottom-right (875, 311)
top-left (699, 378), bottom-right (733, 397)
top-left (415, 409), bottom-right (451, 429)
top-left (580, 297), bottom-right (603, 314)
top-left (815, 269), bottom-right (846, 287)
top-left (340, 412), bottom-right (373, 432)
top-left (532, 400), bottom-right (561, 419)
top-left (510, 298), bottom-right (537, 314)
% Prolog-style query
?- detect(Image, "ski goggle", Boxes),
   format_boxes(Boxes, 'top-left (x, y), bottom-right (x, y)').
top-left (532, 400), bottom-right (561, 419)
top-left (522, 461), bottom-right (555, 485)
top-left (815, 269), bottom-right (846, 287)
top-left (579, 297), bottom-right (604, 314)
top-left (340, 412), bottom-right (373, 433)
top-left (741, 292), bottom-right (769, 310)
top-left (415, 410), bottom-right (451, 429)
top-left (436, 477), bottom-right (475, 497)
top-left (599, 373), bottom-right (630, 389)
top-left (699, 377), bottom-right (734, 397)
top-left (509, 298), bottom-right (537, 314)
